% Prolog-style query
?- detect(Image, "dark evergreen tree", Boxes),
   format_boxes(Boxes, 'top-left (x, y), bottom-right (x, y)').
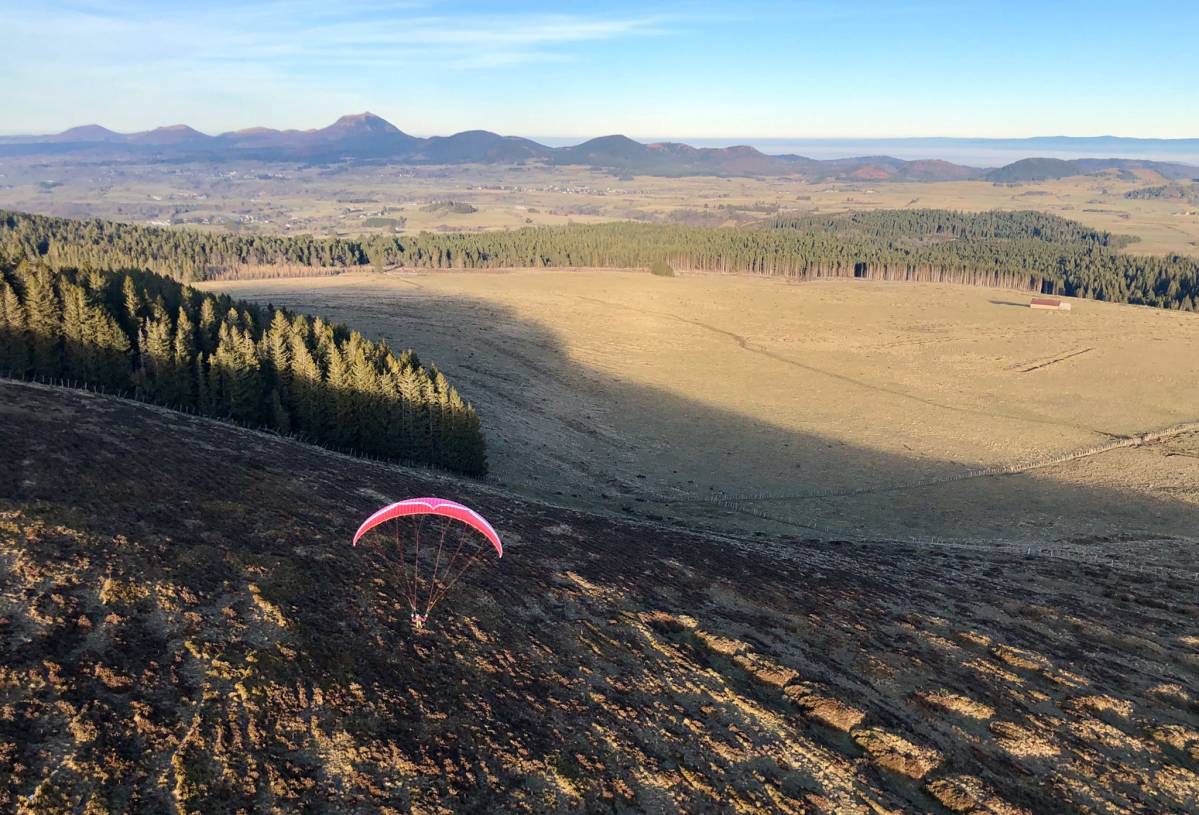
top-left (19, 265), bottom-right (63, 375)
top-left (137, 314), bottom-right (174, 403)
top-left (288, 330), bottom-right (323, 438)
top-left (0, 255), bottom-right (488, 475)
top-left (173, 306), bottom-right (196, 405)
top-left (198, 298), bottom-right (218, 355)
top-left (122, 275), bottom-right (143, 333)
top-left (0, 277), bottom-right (29, 376)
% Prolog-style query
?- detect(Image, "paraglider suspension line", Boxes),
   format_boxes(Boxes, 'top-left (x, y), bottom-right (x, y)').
top-left (367, 515), bottom-right (495, 622)
top-left (425, 541), bottom-right (486, 615)
top-left (423, 517), bottom-right (453, 614)
top-left (410, 513), bottom-right (427, 612)
top-left (393, 521), bottom-right (419, 613)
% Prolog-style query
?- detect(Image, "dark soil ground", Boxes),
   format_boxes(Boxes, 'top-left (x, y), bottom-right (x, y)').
top-left (1, 380), bottom-right (1196, 813)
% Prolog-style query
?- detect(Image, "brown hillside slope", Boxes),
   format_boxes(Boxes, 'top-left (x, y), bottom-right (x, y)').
top-left (1, 381), bottom-right (1196, 814)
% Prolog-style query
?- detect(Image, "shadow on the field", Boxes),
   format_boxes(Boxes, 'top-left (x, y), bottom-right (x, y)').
top-left (234, 282), bottom-right (1198, 545)
top-left (987, 299), bottom-right (1030, 307)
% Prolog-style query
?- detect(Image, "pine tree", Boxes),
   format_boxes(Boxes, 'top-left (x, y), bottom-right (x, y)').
top-left (173, 306), bottom-right (196, 406)
top-left (207, 321), bottom-right (235, 415)
top-left (237, 307), bottom-right (255, 333)
top-left (313, 318), bottom-right (335, 367)
top-left (324, 342), bottom-right (353, 448)
top-left (344, 332), bottom-right (385, 453)
top-left (226, 328), bottom-right (263, 424)
top-left (396, 366), bottom-right (426, 461)
top-left (150, 295), bottom-right (169, 323)
top-left (91, 309), bottom-right (131, 391)
top-left (288, 333), bottom-right (323, 438)
top-left (198, 298), bottom-right (218, 355)
top-left (379, 355), bottom-right (418, 460)
top-left (368, 237), bottom-right (388, 274)
top-left (122, 275), bottom-right (142, 332)
top-left (0, 277), bottom-right (29, 376)
top-left (83, 268), bottom-right (106, 295)
top-left (265, 309), bottom-right (292, 394)
top-left (19, 265), bottom-right (63, 376)
top-left (416, 370), bottom-right (438, 466)
top-left (58, 280), bottom-right (89, 380)
top-left (137, 315), bottom-right (174, 403)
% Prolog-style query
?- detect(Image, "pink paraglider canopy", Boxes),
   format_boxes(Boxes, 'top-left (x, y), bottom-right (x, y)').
top-left (352, 497), bottom-right (503, 557)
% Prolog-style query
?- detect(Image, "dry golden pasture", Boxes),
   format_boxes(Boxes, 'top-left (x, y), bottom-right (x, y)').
top-left (209, 271), bottom-right (1199, 543)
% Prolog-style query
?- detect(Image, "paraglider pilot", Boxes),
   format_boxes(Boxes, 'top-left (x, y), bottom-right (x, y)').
top-left (352, 498), bottom-right (504, 635)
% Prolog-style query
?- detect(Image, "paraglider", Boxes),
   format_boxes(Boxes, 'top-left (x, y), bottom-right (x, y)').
top-left (352, 497), bottom-right (502, 629)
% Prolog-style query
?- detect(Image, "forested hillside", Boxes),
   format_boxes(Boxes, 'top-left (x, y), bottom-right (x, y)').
top-left (1124, 183), bottom-right (1199, 203)
top-left (0, 261), bottom-right (487, 474)
top-left (0, 210), bottom-right (370, 281)
top-left (766, 208), bottom-right (1134, 247)
top-left (4, 208), bottom-right (1199, 310)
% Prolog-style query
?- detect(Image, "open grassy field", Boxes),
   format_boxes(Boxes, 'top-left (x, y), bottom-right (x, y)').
top-left (3, 158), bottom-right (1198, 254)
top-left (206, 271), bottom-right (1199, 544)
top-left (3, 380), bottom-right (1197, 813)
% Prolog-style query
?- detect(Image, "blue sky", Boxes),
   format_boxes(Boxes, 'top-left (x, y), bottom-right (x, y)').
top-left (2, 0), bottom-right (1196, 139)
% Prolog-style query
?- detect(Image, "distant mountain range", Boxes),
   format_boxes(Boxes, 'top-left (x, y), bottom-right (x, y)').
top-left (3, 113), bottom-right (1197, 182)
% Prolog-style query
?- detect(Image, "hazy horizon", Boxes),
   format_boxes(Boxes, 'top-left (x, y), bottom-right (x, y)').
top-left (5, 117), bottom-right (1198, 167)
top-left (537, 135), bottom-right (1199, 167)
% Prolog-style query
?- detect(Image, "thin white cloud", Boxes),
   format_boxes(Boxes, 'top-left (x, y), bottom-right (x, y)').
top-left (0, 1), bottom-right (674, 131)
top-left (3, 4), bottom-right (668, 69)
